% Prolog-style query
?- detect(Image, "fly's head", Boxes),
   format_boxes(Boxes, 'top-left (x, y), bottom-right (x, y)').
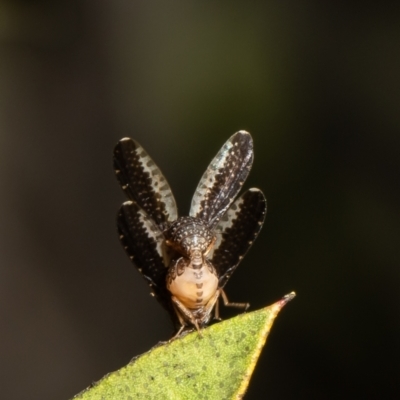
top-left (165, 216), bottom-right (216, 268)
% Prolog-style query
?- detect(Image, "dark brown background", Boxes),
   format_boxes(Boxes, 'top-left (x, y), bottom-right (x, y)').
top-left (1, 1), bottom-right (399, 399)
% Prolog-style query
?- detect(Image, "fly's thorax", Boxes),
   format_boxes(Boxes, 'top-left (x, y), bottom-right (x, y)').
top-left (166, 257), bottom-right (219, 310)
top-left (165, 216), bottom-right (215, 262)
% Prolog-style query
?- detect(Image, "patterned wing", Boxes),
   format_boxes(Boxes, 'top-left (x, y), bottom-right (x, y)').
top-left (190, 131), bottom-right (253, 228)
top-left (211, 188), bottom-right (266, 288)
top-left (117, 201), bottom-right (171, 299)
top-left (114, 138), bottom-right (178, 228)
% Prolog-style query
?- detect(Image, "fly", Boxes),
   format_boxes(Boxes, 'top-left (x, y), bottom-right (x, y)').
top-left (114, 131), bottom-right (266, 337)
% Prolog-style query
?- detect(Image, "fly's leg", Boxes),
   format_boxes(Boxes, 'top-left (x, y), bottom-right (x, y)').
top-left (171, 296), bottom-right (201, 335)
top-left (214, 296), bottom-right (221, 321)
top-left (201, 290), bottom-right (220, 325)
top-left (169, 304), bottom-right (189, 340)
top-left (220, 288), bottom-right (249, 311)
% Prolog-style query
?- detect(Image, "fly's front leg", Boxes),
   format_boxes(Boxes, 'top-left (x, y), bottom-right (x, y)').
top-left (220, 288), bottom-right (249, 311)
top-left (171, 296), bottom-right (201, 334)
top-left (202, 289), bottom-right (220, 324)
top-left (214, 296), bottom-right (221, 321)
top-left (170, 304), bottom-right (189, 340)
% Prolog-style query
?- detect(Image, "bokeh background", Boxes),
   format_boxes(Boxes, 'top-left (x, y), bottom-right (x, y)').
top-left (1, 1), bottom-right (399, 399)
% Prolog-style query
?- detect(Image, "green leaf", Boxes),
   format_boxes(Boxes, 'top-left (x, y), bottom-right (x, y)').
top-left (73, 292), bottom-right (295, 400)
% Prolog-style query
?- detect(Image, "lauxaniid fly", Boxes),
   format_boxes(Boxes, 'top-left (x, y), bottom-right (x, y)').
top-left (114, 131), bottom-right (266, 337)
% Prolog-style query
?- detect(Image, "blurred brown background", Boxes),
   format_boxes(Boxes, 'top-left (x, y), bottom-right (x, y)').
top-left (1, 1), bottom-right (399, 399)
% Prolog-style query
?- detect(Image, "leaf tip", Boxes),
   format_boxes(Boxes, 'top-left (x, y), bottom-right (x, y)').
top-left (266, 291), bottom-right (296, 319)
top-left (234, 292), bottom-right (296, 398)
top-left (280, 291), bottom-right (296, 306)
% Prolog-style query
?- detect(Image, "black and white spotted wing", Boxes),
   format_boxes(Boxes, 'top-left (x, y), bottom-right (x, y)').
top-left (117, 201), bottom-right (171, 302)
top-left (114, 138), bottom-right (178, 228)
top-left (211, 188), bottom-right (266, 288)
top-left (189, 131), bottom-right (253, 228)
